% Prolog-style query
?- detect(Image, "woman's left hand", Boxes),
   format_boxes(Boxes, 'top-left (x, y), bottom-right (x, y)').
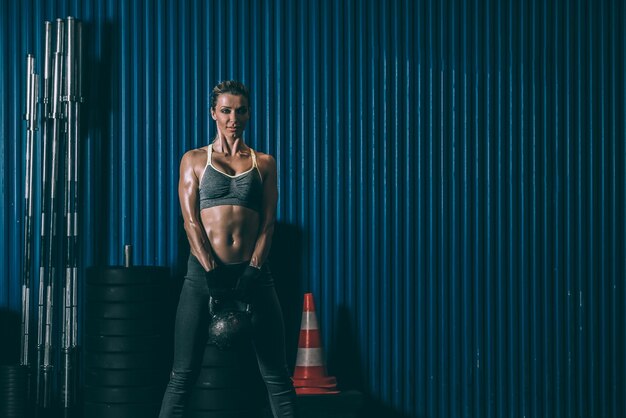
top-left (233, 266), bottom-right (262, 301)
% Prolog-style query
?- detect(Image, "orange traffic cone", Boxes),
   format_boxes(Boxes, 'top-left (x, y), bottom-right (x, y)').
top-left (291, 293), bottom-right (339, 394)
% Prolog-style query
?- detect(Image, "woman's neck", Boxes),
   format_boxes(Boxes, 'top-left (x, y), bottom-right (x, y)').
top-left (213, 135), bottom-right (246, 156)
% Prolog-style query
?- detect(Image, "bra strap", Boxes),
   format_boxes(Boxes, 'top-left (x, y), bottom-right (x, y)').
top-left (205, 144), bottom-right (213, 168)
top-left (250, 148), bottom-right (263, 181)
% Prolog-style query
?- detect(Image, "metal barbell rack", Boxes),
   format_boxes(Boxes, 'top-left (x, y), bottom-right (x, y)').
top-left (21, 16), bottom-right (83, 412)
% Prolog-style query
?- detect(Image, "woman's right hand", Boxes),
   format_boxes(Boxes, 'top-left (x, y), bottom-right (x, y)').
top-left (205, 265), bottom-right (222, 292)
top-left (205, 258), bottom-right (218, 273)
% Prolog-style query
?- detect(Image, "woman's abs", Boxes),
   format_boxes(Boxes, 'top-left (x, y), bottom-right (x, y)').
top-left (200, 205), bottom-right (260, 264)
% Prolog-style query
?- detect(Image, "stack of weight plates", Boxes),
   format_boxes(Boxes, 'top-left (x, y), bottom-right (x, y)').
top-left (84, 266), bottom-right (169, 418)
top-left (0, 365), bottom-right (27, 418)
top-left (186, 340), bottom-right (267, 418)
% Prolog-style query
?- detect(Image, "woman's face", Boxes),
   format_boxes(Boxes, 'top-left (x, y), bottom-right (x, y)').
top-left (211, 93), bottom-right (250, 140)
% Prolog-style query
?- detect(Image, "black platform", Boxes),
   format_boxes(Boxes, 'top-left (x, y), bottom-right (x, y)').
top-left (296, 390), bottom-right (364, 418)
top-left (256, 390), bottom-right (364, 418)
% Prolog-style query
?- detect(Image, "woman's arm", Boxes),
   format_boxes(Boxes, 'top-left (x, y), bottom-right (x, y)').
top-left (249, 154), bottom-right (278, 268)
top-left (178, 150), bottom-right (217, 272)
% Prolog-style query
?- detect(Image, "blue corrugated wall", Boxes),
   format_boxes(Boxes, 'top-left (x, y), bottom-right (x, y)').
top-left (1, 0), bottom-right (625, 417)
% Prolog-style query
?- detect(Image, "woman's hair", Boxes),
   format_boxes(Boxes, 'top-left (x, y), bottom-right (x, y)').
top-left (210, 80), bottom-right (250, 110)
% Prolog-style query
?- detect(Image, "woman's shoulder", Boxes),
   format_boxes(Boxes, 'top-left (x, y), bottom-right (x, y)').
top-left (251, 149), bottom-right (275, 163)
top-left (181, 146), bottom-right (208, 161)
top-left (251, 149), bottom-right (276, 179)
top-left (252, 149), bottom-right (276, 168)
top-left (180, 146), bottom-right (209, 172)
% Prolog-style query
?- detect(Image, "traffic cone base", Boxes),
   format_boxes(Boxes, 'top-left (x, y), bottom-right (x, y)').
top-left (295, 387), bottom-right (340, 395)
top-left (292, 376), bottom-right (337, 388)
top-left (293, 365), bottom-right (333, 380)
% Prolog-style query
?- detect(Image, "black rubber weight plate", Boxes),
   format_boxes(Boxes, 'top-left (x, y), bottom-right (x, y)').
top-left (0, 402), bottom-right (27, 411)
top-left (86, 284), bottom-right (163, 302)
top-left (86, 300), bottom-right (162, 319)
top-left (0, 390), bottom-right (26, 398)
top-left (85, 334), bottom-right (164, 352)
top-left (0, 372), bottom-right (27, 379)
top-left (84, 385), bottom-right (163, 403)
top-left (84, 368), bottom-right (164, 387)
top-left (85, 318), bottom-right (161, 336)
top-left (0, 370), bottom-right (27, 379)
top-left (0, 377), bottom-right (27, 386)
top-left (0, 401), bottom-right (26, 409)
top-left (0, 410), bottom-right (27, 418)
top-left (0, 373), bottom-right (26, 379)
top-left (0, 366), bottom-right (28, 372)
top-left (0, 386), bottom-right (26, 394)
top-left (84, 351), bottom-right (163, 369)
top-left (83, 402), bottom-right (160, 418)
top-left (86, 267), bottom-right (168, 285)
top-left (0, 386), bottom-right (27, 395)
top-left (0, 408), bottom-right (26, 414)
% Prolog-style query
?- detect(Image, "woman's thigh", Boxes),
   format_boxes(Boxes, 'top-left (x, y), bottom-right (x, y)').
top-left (250, 287), bottom-right (288, 371)
top-left (171, 271), bottom-right (210, 372)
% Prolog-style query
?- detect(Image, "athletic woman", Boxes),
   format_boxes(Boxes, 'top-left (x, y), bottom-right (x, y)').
top-left (159, 80), bottom-right (297, 417)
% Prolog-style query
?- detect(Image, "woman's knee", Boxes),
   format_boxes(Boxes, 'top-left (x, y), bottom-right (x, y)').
top-left (166, 368), bottom-right (197, 391)
top-left (260, 371), bottom-right (291, 387)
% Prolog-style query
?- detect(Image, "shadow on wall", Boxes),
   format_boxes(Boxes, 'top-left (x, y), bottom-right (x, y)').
top-left (267, 222), bottom-right (305, 370)
top-left (82, 19), bottom-right (117, 267)
top-left (0, 309), bottom-right (20, 365)
top-left (328, 308), bottom-right (411, 418)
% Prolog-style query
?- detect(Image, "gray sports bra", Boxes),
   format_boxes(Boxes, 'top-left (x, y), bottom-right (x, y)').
top-left (199, 144), bottom-right (263, 213)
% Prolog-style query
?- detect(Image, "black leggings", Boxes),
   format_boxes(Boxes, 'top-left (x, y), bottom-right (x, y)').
top-left (158, 255), bottom-right (297, 417)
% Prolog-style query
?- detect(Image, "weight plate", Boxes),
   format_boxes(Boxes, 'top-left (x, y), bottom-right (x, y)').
top-left (0, 410), bottom-right (27, 418)
top-left (0, 372), bottom-right (26, 378)
top-left (0, 383), bottom-right (27, 391)
top-left (0, 365), bottom-right (27, 372)
top-left (0, 381), bottom-right (26, 387)
top-left (86, 267), bottom-right (168, 285)
top-left (84, 401), bottom-right (160, 418)
top-left (0, 408), bottom-right (27, 415)
top-left (85, 368), bottom-right (164, 387)
top-left (0, 400), bottom-right (26, 407)
top-left (0, 389), bottom-right (27, 397)
top-left (84, 385), bottom-right (163, 404)
top-left (85, 318), bottom-right (161, 336)
top-left (0, 395), bottom-right (26, 402)
top-left (84, 351), bottom-right (163, 369)
top-left (86, 301), bottom-right (162, 319)
top-left (0, 371), bottom-right (27, 377)
top-left (85, 334), bottom-right (164, 352)
top-left (87, 284), bottom-right (163, 302)
top-left (0, 372), bottom-right (25, 377)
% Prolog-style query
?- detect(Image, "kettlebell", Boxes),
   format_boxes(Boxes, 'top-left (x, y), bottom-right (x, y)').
top-left (207, 295), bottom-right (253, 349)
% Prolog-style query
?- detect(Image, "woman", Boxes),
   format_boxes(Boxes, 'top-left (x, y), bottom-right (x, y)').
top-left (159, 80), bottom-right (297, 417)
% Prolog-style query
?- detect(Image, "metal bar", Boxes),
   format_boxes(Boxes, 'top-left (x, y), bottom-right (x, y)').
top-left (61, 16), bottom-right (79, 409)
top-left (21, 54), bottom-right (37, 384)
top-left (36, 20), bottom-right (53, 407)
top-left (40, 18), bottom-right (65, 408)
top-left (72, 20), bottom-right (82, 356)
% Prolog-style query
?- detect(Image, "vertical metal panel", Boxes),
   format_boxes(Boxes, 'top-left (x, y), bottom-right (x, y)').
top-left (1, 0), bottom-right (625, 417)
